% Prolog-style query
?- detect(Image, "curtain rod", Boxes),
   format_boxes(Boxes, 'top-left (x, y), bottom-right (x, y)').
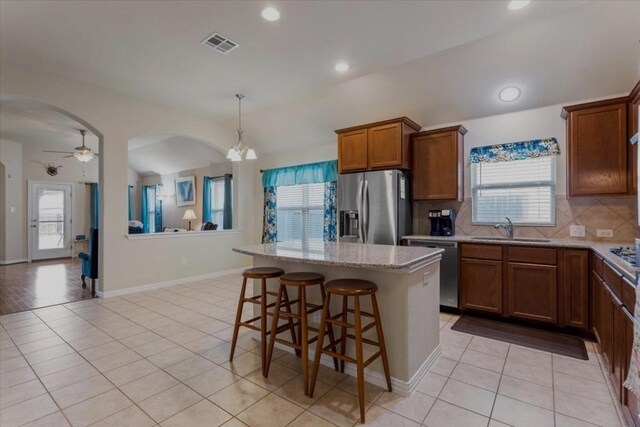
top-left (205, 173), bottom-right (233, 179)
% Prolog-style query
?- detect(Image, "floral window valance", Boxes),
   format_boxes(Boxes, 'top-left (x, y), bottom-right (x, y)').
top-left (262, 160), bottom-right (337, 187)
top-left (469, 138), bottom-right (560, 164)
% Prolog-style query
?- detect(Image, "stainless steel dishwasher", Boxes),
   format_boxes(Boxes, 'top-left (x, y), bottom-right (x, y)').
top-left (406, 240), bottom-right (459, 310)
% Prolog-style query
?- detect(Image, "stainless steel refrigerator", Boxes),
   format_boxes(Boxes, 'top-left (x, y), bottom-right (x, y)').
top-left (338, 170), bottom-right (411, 245)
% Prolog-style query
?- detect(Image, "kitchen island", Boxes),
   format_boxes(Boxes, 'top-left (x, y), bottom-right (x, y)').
top-left (233, 241), bottom-right (443, 394)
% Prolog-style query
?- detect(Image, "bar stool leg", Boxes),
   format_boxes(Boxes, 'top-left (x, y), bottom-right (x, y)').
top-left (282, 287), bottom-right (301, 357)
top-left (229, 277), bottom-right (247, 361)
top-left (309, 292), bottom-right (330, 398)
top-left (265, 283), bottom-right (284, 377)
top-left (300, 286), bottom-right (309, 395)
top-left (371, 293), bottom-right (392, 392)
top-left (260, 278), bottom-right (269, 376)
top-left (320, 285), bottom-right (340, 371)
top-left (339, 295), bottom-right (348, 373)
top-left (354, 296), bottom-right (366, 424)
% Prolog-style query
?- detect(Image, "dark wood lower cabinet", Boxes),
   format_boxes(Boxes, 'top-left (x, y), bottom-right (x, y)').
top-left (612, 298), bottom-right (626, 399)
top-left (561, 250), bottom-right (590, 329)
top-left (507, 262), bottom-right (557, 324)
top-left (460, 258), bottom-right (503, 314)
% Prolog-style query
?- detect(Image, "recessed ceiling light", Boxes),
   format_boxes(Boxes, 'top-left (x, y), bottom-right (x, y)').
top-left (499, 86), bottom-right (521, 102)
top-left (335, 62), bottom-right (349, 72)
top-left (507, 0), bottom-right (531, 11)
top-left (261, 7), bottom-right (280, 21)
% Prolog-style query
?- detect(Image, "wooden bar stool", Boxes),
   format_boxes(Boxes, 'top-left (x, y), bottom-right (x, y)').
top-left (309, 278), bottom-right (391, 424)
top-left (265, 272), bottom-right (339, 395)
top-left (229, 267), bottom-right (298, 376)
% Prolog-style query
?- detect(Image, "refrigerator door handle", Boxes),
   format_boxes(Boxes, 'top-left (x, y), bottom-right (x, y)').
top-left (356, 179), bottom-right (365, 243)
top-left (363, 180), bottom-right (369, 243)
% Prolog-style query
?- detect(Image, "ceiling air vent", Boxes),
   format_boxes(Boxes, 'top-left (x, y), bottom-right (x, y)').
top-left (202, 32), bottom-right (238, 54)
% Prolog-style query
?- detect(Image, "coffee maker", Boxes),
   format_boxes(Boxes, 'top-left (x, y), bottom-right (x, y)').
top-left (428, 209), bottom-right (456, 236)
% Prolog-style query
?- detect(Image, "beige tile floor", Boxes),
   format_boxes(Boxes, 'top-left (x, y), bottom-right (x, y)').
top-left (0, 273), bottom-right (627, 427)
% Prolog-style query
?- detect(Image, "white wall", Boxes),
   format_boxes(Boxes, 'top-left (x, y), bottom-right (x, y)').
top-left (20, 141), bottom-right (99, 258)
top-left (0, 139), bottom-right (24, 263)
top-left (1, 61), bottom-right (254, 293)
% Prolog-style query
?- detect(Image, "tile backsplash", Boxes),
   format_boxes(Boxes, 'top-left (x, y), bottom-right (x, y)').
top-left (413, 196), bottom-right (639, 242)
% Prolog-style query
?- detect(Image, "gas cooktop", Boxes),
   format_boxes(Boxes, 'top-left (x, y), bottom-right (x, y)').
top-left (610, 246), bottom-right (637, 266)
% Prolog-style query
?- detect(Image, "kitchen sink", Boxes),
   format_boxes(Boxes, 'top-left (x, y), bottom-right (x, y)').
top-left (470, 237), bottom-right (551, 243)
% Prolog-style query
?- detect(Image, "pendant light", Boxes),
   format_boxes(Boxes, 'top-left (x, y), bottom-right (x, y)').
top-left (226, 94), bottom-right (257, 161)
top-left (73, 130), bottom-right (95, 162)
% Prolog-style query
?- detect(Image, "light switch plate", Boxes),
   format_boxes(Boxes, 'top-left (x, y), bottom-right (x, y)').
top-left (596, 229), bottom-right (613, 237)
top-left (569, 225), bottom-right (585, 237)
top-left (423, 272), bottom-right (430, 287)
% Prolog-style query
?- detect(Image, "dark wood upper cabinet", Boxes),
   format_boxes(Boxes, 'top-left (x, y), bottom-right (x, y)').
top-left (562, 98), bottom-right (628, 196)
top-left (412, 125), bottom-right (466, 201)
top-left (336, 117), bottom-right (420, 173)
top-left (338, 129), bottom-right (368, 172)
top-left (560, 249), bottom-right (589, 329)
top-left (630, 80), bottom-right (640, 194)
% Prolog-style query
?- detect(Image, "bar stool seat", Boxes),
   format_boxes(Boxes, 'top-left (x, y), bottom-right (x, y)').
top-left (266, 272), bottom-right (339, 395)
top-left (309, 278), bottom-right (391, 424)
top-left (230, 267), bottom-right (298, 376)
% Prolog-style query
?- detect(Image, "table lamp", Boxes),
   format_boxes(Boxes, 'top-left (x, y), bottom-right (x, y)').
top-left (182, 209), bottom-right (197, 231)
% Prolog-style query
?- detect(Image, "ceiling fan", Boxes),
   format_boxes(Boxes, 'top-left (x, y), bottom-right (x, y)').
top-left (43, 129), bottom-right (99, 162)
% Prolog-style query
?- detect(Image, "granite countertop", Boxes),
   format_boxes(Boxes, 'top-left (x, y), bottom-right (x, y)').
top-left (233, 241), bottom-right (443, 271)
top-left (402, 235), bottom-right (638, 281)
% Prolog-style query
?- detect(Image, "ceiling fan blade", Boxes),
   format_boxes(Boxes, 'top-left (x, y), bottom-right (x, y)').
top-left (43, 150), bottom-right (74, 154)
top-left (62, 155), bottom-right (75, 158)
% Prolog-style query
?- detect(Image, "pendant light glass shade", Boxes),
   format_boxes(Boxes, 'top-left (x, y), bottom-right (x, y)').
top-left (225, 94), bottom-right (257, 161)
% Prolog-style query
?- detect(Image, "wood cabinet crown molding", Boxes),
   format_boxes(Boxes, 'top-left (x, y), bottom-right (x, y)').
top-left (561, 96), bottom-right (630, 119)
top-left (335, 116), bottom-right (421, 134)
top-left (411, 124), bottom-right (467, 137)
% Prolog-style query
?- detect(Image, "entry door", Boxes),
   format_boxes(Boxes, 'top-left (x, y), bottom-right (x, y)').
top-left (29, 182), bottom-right (73, 260)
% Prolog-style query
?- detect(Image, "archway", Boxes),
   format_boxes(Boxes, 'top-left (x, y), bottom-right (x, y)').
top-left (0, 94), bottom-right (105, 313)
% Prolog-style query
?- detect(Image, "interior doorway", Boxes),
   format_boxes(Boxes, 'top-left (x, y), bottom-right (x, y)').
top-left (28, 181), bottom-right (73, 261)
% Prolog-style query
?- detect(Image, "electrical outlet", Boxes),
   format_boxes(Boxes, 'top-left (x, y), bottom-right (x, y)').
top-left (596, 229), bottom-right (613, 238)
top-left (569, 225), bottom-right (586, 237)
top-left (181, 257), bottom-right (187, 266)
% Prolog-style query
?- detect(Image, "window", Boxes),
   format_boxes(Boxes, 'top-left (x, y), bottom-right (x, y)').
top-left (276, 183), bottom-right (324, 245)
top-left (472, 156), bottom-right (556, 225)
top-left (209, 177), bottom-right (231, 226)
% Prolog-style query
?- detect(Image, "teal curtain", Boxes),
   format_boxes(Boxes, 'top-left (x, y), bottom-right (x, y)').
top-left (262, 186), bottom-right (277, 243)
top-left (89, 183), bottom-right (99, 229)
top-left (470, 138), bottom-right (559, 163)
top-left (202, 176), bottom-right (213, 222)
top-left (323, 181), bottom-right (337, 241)
top-left (223, 174), bottom-right (232, 229)
top-left (127, 186), bottom-right (133, 221)
top-left (262, 160), bottom-right (337, 187)
top-left (141, 184), bottom-right (157, 233)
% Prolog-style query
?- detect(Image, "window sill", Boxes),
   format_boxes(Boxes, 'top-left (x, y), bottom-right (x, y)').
top-left (126, 229), bottom-right (241, 240)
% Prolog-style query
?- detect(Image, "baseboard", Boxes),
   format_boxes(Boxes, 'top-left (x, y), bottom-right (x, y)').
top-left (100, 266), bottom-right (249, 298)
top-left (253, 332), bottom-right (441, 396)
top-left (0, 259), bottom-right (28, 265)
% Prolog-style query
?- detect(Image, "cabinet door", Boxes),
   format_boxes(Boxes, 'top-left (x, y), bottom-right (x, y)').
top-left (367, 123), bottom-right (402, 169)
top-left (591, 271), bottom-right (602, 343)
top-left (561, 249), bottom-right (589, 329)
top-left (338, 129), bottom-right (368, 172)
top-left (568, 103), bottom-right (628, 196)
top-left (412, 131), bottom-right (462, 201)
top-left (507, 262), bottom-right (558, 324)
top-left (612, 301), bottom-right (625, 400)
top-left (460, 258), bottom-right (503, 314)
top-left (601, 282), bottom-right (615, 371)
top-left (630, 90), bottom-right (639, 194)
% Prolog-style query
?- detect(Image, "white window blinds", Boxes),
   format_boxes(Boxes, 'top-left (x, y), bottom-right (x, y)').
top-left (276, 183), bottom-right (324, 244)
top-left (471, 156), bottom-right (556, 225)
top-left (210, 177), bottom-right (227, 226)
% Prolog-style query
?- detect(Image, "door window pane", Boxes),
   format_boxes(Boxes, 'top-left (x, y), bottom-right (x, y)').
top-left (38, 189), bottom-right (65, 249)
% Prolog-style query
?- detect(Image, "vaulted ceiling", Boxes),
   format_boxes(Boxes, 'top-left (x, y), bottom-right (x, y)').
top-left (1, 1), bottom-right (638, 154)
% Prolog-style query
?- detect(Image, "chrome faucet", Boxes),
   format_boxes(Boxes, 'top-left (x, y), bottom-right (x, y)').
top-left (494, 217), bottom-right (514, 239)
